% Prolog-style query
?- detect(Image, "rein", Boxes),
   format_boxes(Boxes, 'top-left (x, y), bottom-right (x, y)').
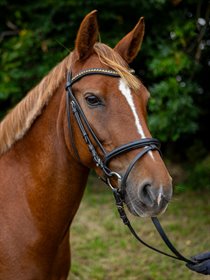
top-left (65, 67), bottom-right (209, 273)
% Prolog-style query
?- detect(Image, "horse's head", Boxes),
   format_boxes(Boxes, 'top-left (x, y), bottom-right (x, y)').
top-left (67, 10), bottom-right (172, 217)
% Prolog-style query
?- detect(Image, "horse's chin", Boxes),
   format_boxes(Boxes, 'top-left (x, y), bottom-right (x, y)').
top-left (124, 196), bottom-right (151, 218)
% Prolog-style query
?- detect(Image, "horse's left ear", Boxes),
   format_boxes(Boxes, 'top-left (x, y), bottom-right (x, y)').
top-left (114, 17), bottom-right (145, 64)
top-left (75, 10), bottom-right (99, 60)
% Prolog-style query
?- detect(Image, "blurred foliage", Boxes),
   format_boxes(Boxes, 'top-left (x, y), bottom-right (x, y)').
top-left (186, 155), bottom-right (210, 189)
top-left (0, 0), bottom-right (209, 187)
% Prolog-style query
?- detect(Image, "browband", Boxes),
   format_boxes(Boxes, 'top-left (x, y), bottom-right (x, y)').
top-left (69, 68), bottom-right (121, 86)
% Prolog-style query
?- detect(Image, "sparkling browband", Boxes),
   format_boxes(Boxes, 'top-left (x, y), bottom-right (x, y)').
top-left (71, 68), bottom-right (120, 85)
top-left (70, 68), bottom-right (135, 85)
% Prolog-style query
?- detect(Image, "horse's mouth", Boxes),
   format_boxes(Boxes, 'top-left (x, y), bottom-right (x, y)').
top-left (124, 190), bottom-right (169, 218)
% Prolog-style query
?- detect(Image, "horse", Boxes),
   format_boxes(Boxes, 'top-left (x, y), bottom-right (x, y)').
top-left (0, 10), bottom-right (172, 280)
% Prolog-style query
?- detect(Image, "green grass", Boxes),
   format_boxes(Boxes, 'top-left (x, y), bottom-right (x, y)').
top-left (68, 177), bottom-right (210, 280)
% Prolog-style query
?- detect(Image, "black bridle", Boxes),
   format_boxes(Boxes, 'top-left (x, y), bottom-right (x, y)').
top-left (65, 67), bottom-right (209, 273)
top-left (66, 68), bottom-right (161, 192)
top-left (66, 68), bottom-right (161, 191)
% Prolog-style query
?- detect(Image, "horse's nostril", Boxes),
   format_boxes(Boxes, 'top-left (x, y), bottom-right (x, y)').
top-left (140, 184), bottom-right (155, 207)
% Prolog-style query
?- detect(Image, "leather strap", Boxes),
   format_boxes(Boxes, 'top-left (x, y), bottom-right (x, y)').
top-left (151, 217), bottom-right (195, 264)
top-left (120, 144), bottom-right (160, 193)
top-left (104, 138), bottom-right (160, 165)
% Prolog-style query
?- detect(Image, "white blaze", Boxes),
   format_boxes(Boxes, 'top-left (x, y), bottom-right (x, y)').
top-left (119, 79), bottom-right (145, 138)
top-left (119, 79), bottom-right (154, 160)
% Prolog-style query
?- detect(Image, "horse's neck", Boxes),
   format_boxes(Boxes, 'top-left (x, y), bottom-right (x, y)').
top-left (0, 83), bottom-right (89, 237)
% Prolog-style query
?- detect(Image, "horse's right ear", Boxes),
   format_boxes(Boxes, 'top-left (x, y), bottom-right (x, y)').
top-left (114, 17), bottom-right (145, 64)
top-left (75, 10), bottom-right (98, 60)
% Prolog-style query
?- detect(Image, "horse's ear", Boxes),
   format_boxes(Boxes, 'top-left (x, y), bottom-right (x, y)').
top-left (114, 17), bottom-right (145, 64)
top-left (75, 10), bottom-right (99, 60)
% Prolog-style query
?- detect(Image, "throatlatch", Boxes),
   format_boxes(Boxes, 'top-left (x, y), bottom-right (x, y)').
top-left (66, 67), bottom-right (210, 275)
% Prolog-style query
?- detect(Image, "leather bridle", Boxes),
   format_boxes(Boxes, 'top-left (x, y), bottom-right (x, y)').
top-left (66, 68), bottom-right (161, 191)
top-left (65, 67), bottom-right (204, 270)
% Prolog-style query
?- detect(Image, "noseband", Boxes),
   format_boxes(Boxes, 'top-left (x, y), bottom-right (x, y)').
top-left (66, 67), bottom-right (209, 273)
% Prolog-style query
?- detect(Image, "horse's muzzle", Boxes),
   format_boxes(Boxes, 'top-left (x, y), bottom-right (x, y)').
top-left (124, 181), bottom-right (172, 217)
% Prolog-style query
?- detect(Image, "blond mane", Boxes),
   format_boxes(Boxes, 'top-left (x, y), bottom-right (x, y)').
top-left (0, 42), bottom-right (139, 156)
top-left (94, 43), bottom-right (140, 90)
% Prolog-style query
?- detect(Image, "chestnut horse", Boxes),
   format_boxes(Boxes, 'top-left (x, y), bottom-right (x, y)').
top-left (0, 10), bottom-right (172, 280)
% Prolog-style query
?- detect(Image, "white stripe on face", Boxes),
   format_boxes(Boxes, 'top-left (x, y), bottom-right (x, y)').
top-left (119, 79), bottom-right (154, 159)
top-left (119, 79), bottom-right (145, 138)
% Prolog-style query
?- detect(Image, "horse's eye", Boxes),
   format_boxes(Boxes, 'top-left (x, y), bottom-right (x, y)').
top-left (85, 95), bottom-right (102, 107)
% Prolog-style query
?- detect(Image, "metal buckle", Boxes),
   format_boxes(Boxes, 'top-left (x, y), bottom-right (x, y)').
top-left (107, 171), bottom-right (121, 190)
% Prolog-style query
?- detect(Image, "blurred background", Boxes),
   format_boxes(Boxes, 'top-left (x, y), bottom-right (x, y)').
top-left (0, 1), bottom-right (210, 279)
